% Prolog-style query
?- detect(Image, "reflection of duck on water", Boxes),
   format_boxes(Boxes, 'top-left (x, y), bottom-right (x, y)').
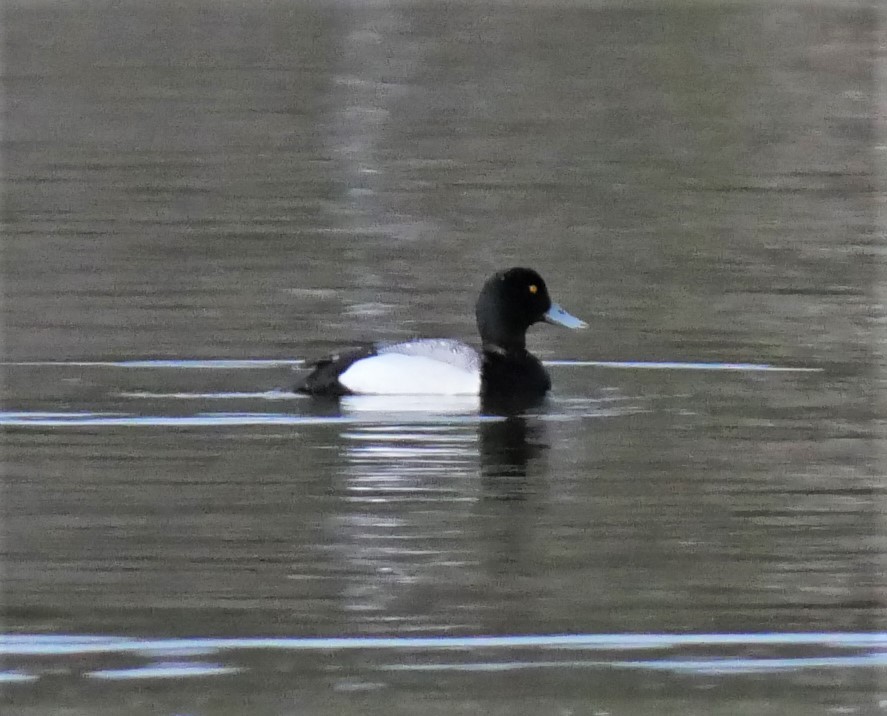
top-left (476, 414), bottom-right (549, 582)
top-left (480, 416), bottom-right (548, 501)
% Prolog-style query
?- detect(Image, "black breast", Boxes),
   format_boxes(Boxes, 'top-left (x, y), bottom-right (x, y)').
top-left (480, 349), bottom-right (551, 414)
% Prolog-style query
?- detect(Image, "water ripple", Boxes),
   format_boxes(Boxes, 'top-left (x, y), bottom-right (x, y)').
top-left (2, 632), bottom-right (883, 685)
top-left (3, 631), bottom-right (885, 656)
top-left (87, 662), bottom-right (243, 680)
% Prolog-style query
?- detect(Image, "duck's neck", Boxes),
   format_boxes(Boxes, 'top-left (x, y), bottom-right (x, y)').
top-left (482, 336), bottom-right (526, 355)
top-left (476, 297), bottom-right (529, 353)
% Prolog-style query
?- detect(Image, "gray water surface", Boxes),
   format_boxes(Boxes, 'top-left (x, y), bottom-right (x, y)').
top-left (3, 0), bottom-right (885, 714)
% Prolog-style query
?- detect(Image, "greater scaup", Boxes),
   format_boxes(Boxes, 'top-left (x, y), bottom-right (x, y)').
top-left (295, 267), bottom-right (586, 405)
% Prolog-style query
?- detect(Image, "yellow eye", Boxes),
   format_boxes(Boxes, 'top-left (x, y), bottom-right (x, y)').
top-left (528, 284), bottom-right (538, 294)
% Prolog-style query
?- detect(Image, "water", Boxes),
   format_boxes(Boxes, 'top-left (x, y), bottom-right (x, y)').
top-left (3, 0), bottom-right (885, 713)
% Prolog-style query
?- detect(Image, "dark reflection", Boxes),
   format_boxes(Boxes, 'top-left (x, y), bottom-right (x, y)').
top-left (479, 414), bottom-right (548, 501)
top-left (481, 389), bottom-right (547, 419)
top-left (476, 415), bottom-right (548, 583)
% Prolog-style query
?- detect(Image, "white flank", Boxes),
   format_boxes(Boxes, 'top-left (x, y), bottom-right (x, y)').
top-left (339, 353), bottom-right (481, 395)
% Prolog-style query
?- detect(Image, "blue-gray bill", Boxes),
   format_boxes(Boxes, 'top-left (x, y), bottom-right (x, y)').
top-left (544, 303), bottom-right (587, 329)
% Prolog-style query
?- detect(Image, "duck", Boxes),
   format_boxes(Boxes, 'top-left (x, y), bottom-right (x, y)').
top-left (295, 267), bottom-right (586, 405)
